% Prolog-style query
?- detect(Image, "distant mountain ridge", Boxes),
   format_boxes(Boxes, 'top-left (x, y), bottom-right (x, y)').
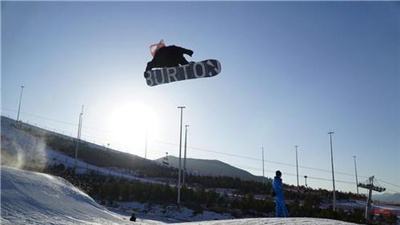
top-left (1, 116), bottom-right (171, 177)
top-left (156, 156), bottom-right (266, 182)
top-left (373, 192), bottom-right (400, 205)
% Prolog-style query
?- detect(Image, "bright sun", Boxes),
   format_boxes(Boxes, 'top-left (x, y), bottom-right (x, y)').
top-left (108, 102), bottom-right (159, 153)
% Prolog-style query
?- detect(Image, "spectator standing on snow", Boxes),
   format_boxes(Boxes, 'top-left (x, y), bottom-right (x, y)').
top-left (272, 170), bottom-right (289, 217)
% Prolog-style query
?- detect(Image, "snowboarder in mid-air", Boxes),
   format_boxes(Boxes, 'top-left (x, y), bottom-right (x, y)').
top-left (272, 170), bottom-right (289, 217)
top-left (143, 39), bottom-right (221, 86)
top-left (145, 39), bottom-right (194, 71)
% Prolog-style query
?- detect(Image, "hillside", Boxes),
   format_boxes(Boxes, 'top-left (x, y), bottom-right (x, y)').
top-left (1, 116), bottom-right (264, 181)
top-left (156, 156), bottom-right (266, 182)
top-left (1, 116), bottom-right (176, 178)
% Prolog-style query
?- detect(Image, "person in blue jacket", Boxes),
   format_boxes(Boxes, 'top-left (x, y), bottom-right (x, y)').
top-left (272, 170), bottom-right (289, 217)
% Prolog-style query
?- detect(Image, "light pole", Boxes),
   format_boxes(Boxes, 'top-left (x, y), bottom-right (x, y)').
top-left (304, 175), bottom-right (308, 187)
top-left (74, 105), bottom-right (84, 168)
top-left (295, 145), bottom-right (299, 188)
top-left (262, 147), bottom-right (265, 185)
top-left (145, 131), bottom-right (148, 160)
top-left (183, 125), bottom-right (189, 185)
top-left (106, 143), bottom-right (110, 156)
top-left (177, 106), bottom-right (185, 208)
top-left (353, 156), bottom-right (359, 194)
top-left (17, 85), bottom-right (25, 122)
top-left (163, 152), bottom-right (169, 165)
top-left (328, 131), bottom-right (336, 211)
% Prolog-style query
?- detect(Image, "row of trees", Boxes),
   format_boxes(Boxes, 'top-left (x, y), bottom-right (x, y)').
top-left (42, 163), bottom-right (387, 223)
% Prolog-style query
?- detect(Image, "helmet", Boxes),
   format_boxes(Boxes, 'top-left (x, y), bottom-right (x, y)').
top-left (150, 39), bottom-right (166, 57)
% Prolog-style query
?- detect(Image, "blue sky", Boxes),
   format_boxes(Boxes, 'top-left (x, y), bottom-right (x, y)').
top-left (2, 1), bottom-right (399, 194)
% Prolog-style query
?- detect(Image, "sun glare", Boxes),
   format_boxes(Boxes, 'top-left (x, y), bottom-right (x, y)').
top-left (108, 102), bottom-right (159, 153)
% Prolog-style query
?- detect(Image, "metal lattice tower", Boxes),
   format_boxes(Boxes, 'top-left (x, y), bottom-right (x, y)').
top-left (358, 176), bottom-right (386, 220)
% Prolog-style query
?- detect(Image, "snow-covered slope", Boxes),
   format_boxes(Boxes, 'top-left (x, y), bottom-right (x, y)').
top-left (1, 166), bottom-right (361, 225)
top-left (1, 166), bottom-right (130, 225)
top-left (184, 218), bottom-right (359, 225)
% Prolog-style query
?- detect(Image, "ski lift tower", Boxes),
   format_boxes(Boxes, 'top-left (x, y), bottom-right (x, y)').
top-left (358, 176), bottom-right (386, 220)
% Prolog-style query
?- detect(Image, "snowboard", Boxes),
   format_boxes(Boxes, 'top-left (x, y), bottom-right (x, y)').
top-left (144, 59), bottom-right (221, 87)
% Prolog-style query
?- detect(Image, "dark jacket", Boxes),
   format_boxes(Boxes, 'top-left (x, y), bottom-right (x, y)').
top-left (146, 45), bottom-right (193, 71)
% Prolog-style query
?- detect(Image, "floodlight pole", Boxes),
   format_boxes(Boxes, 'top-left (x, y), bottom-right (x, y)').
top-left (353, 156), bottom-right (359, 194)
top-left (261, 147), bottom-right (265, 185)
top-left (295, 145), bottom-right (299, 188)
top-left (328, 131), bottom-right (336, 211)
top-left (177, 106), bottom-right (185, 209)
top-left (304, 175), bottom-right (308, 187)
top-left (16, 85), bottom-right (25, 122)
top-left (183, 125), bottom-right (189, 185)
top-left (74, 105), bottom-right (84, 168)
top-left (145, 131), bottom-right (148, 159)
